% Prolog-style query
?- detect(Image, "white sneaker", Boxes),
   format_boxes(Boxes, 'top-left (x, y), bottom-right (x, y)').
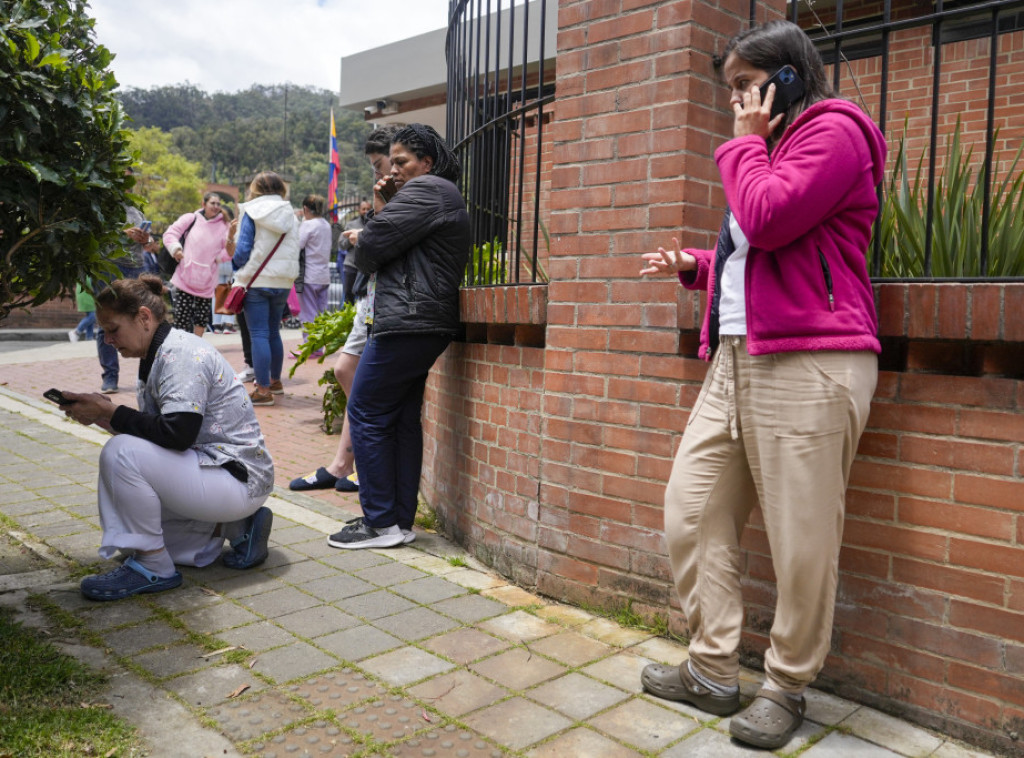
top-left (401, 528), bottom-right (416, 545)
top-left (68, 330), bottom-right (80, 343)
top-left (235, 366), bottom-right (255, 383)
top-left (327, 518), bottom-right (404, 549)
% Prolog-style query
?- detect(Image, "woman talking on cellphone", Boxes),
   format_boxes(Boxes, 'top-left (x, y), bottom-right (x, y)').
top-left (639, 21), bottom-right (885, 750)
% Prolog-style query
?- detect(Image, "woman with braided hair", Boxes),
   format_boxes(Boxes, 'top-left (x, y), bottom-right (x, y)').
top-left (327, 124), bottom-right (470, 549)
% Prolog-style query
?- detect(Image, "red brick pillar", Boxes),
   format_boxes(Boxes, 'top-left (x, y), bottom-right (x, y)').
top-left (537, 0), bottom-right (757, 607)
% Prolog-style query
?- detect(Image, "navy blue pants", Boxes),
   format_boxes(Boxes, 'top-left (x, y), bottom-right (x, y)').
top-left (96, 264), bottom-right (145, 385)
top-left (347, 332), bottom-right (451, 529)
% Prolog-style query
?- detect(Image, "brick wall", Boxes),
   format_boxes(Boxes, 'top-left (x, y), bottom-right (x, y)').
top-left (420, 0), bottom-right (1024, 754)
top-left (2, 296), bottom-right (80, 330)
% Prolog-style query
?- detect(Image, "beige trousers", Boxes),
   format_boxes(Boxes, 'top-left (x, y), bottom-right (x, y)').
top-left (665, 336), bottom-right (876, 692)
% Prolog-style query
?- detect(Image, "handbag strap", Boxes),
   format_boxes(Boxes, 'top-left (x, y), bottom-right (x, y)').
top-left (243, 233), bottom-right (287, 291)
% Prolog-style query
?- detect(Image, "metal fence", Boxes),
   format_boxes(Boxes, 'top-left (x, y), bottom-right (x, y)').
top-left (789, 0), bottom-right (1024, 279)
top-left (446, 0), bottom-right (555, 286)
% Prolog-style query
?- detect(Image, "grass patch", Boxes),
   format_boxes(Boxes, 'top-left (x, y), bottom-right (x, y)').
top-left (414, 504), bottom-right (438, 533)
top-left (0, 606), bottom-right (141, 757)
top-left (581, 599), bottom-right (684, 643)
top-left (446, 556), bottom-right (468, 568)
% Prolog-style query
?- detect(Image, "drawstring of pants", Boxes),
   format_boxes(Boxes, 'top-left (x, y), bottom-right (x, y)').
top-left (720, 336), bottom-right (741, 441)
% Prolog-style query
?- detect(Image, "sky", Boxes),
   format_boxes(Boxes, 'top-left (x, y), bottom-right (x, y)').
top-left (87, 0), bottom-right (452, 94)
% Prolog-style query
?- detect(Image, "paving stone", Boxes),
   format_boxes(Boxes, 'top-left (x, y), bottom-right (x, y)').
top-left (251, 720), bottom-right (356, 757)
top-left (483, 585), bottom-right (542, 607)
top-left (477, 610), bottom-right (562, 643)
top-left (527, 672), bottom-right (630, 720)
top-left (316, 624), bottom-right (403, 661)
top-left (180, 600), bottom-right (262, 634)
top-left (337, 694), bottom-right (425, 743)
top-left (239, 586), bottom-right (321, 618)
top-left (212, 569), bottom-right (287, 599)
top-left (842, 706), bottom-right (944, 756)
top-left (361, 645), bottom-right (455, 687)
top-left (401, 554), bottom-right (460, 576)
top-left (303, 573), bottom-right (378, 603)
top-left (274, 604), bottom-right (360, 638)
top-left (371, 606), bottom-right (460, 641)
top-left (319, 549), bottom-right (391, 571)
top-left (219, 620), bottom-right (297, 652)
top-left (407, 669), bottom-right (509, 717)
top-left (146, 584), bottom-right (224, 612)
top-left (527, 727), bottom-right (643, 758)
top-left (100, 619), bottom-right (185, 656)
top-left (470, 647), bottom-right (566, 691)
top-left (462, 697), bottom-right (572, 751)
top-left (444, 568), bottom-right (509, 592)
top-left (389, 575), bottom-right (466, 605)
top-left (581, 651), bottom-right (654, 693)
top-left (207, 688), bottom-right (312, 742)
top-left (422, 627), bottom-right (511, 665)
top-left (289, 537), bottom-right (340, 559)
top-left (165, 663), bottom-right (266, 707)
top-left (355, 562), bottom-right (428, 587)
top-left (133, 642), bottom-right (214, 679)
top-left (578, 617), bottom-right (653, 647)
top-left (528, 631), bottom-right (614, 667)
top-left (269, 523), bottom-right (324, 546)
top-left (389, 724), bottom-right (509, 757)
top-left (632, 636), bottom-right (687, 664)
top-left (433, 593), bottom-right (507, 624)
top-left (266, 558), bottom-right (338, 584)
top-left (80, 601), bottom-right (153, 631)
top-left (289, 669), bottom-right (387, 710)
top-left (931, 741), bottom-right (999, 758)
top-left (770, 715), bottom-right (831, 754)
top-left (660, 725), bottom-right (762, 757)
top-left (335, 589), bottom-right (416, 620)
top-left (802, 730), bottom-right (904, 757)
top-left (252, 640), bottom-right (340, 683)
top-left (258, 545), bottom-right (308, 571)
top-left (589, 697), bottom-right (701, 752)
top-left (805, 689), bottom-right (863, 725)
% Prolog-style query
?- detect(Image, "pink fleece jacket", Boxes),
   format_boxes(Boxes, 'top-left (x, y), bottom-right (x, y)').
top-left (681, 99), bottom-right (887, 360)
top-left (163, 211), bottom-right (231, 299)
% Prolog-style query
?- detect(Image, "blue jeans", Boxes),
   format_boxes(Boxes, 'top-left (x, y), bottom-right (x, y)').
top-left (243, 287), bottom-right (289, 387)
top-left (76, 312), bottom-right (96, 339)
top-left (96, 264), bottom-right (145, 385)
top-left (347, 332), bottom-right (452, 529)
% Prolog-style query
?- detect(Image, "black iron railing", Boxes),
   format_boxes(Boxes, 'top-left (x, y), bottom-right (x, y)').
top-left (446, 0), bottom-right (555, 286)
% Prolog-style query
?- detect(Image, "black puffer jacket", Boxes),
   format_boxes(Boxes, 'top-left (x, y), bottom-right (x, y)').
top-left (355, 174), bottom-right (470, 337)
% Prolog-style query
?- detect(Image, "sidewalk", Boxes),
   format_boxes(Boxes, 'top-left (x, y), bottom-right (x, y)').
top-left (0, 335), bottom-right (996, 757)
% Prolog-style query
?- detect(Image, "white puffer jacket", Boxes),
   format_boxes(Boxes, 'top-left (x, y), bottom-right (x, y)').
top-left (233, 194), bottom-right (300, 290)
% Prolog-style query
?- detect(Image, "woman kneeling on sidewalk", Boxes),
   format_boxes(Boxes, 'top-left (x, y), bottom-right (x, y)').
top-left (59, 275), bottom-right (276, 601)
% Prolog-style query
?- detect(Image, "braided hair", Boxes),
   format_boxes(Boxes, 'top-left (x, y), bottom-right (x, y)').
top-left (392, 124), bottom-right (461, 184)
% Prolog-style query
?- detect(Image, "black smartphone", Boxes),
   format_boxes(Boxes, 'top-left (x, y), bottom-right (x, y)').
top-left (377, 176), bottom-right (397, 203)
top-left (760, 65), bottom-right (805, 120)
top-left (44, 388), bottom-right (72, 405)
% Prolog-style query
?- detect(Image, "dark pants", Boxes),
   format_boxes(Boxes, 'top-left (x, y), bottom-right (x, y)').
top-left (347, 332), bottom-right (451, 529)
top-left (95, 264), bottom-right (145, 385)
top-left (236, 310), bottom-right (253, 368)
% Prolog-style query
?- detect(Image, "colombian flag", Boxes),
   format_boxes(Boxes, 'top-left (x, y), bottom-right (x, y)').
top-left (327, 109), bottom-right (341, 222)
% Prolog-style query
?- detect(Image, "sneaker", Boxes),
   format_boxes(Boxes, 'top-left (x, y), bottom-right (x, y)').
top-left (328, 517), bottom-right (404, 549)
top-left (80, 556), bottom-right (183, 601)
top-left (269, 379), bottom-right (284, 394)
top-left (223, 506), bottom-right (273, 569)
top-left (68, 329), bottom-right (81, 343)
top-left (235, 366), bottom-right (255, 383)
top-left (250, 387), bottom-right (274, 406)
top-left (401, 528), bottom-right (416, 545)
top-left (100, 380), bottom-right (118, 394)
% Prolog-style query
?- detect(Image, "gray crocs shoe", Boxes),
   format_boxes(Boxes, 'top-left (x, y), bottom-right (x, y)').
top-left (641, 661), bottom-right (740, 715)
top-left (729, 688), bottom-right (805, 749)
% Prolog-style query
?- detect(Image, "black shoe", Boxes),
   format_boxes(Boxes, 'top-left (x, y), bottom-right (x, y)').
top-left (327, 517), bottom-right (404, 550)
top-left (223, 506), bottom-right (273, 569)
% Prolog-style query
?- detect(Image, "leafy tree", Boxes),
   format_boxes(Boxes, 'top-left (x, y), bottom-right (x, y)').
top-left (129, 127), bottom-right (204, 229)
top-left (0, 0), bottom-right (137, 322)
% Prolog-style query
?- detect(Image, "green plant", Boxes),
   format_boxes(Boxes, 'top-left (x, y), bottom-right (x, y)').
top-left (447, 556), bottom-right (468, 568)
top-left (464, 236), bottom-right (506, 286)
top-left (871, 119), bottom-right (1024, 278)
top-left (287, 304), bottom-right (355, 432)
top-left (0, 606), bottom-right (140, 756)
top-left (1, 0), bottom-right (139, 322)
top-left (317, 368), bottom-right (347, 435)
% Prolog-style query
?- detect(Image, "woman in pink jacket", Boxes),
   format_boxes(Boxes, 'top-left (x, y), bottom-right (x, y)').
top-left (163, 193), bottom-right (231, 336)
top-left (640, 21), bottom-right (886, 750)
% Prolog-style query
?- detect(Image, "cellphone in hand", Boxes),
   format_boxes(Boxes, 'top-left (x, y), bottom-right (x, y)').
top-left (760, 65), bottom-right (806, 120)
top-left (377, 177), bottom-right (397, 203)
top-left (44, 388), bottom-right (72, 405)
top-left (139, 220), bottom-right (152, 233)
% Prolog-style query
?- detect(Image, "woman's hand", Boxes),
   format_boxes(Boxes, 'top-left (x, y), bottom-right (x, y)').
top-left (733, 83), bottom-right (785, 140)
top-left (342, 229), bottom-right (361, 247)
top-left (173, 248), bottom-right (184, 262)
top-left (61, 391), bottom-right (116, 429)
top-left (640, 237), bottom-right (697, 276)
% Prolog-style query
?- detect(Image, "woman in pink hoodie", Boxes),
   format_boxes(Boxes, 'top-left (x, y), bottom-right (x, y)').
top-left (163, 193), bottom-right (231, 337)
top-left (640, 21), bottom-right (886, 750)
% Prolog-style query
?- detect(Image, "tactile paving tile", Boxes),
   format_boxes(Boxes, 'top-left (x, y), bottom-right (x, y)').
top-left (206, 689), bottom-right (312, 742)
top-left (289, 669), bottom-right (388, 710)
top-left (338, 694), bottom-right (425, 743)
top-left (387, 724), bottom-right (509, 757)
top-left (250, 720), bottom-right (356, 757)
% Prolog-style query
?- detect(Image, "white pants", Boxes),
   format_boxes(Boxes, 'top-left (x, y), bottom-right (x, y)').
top-left (97, 435), bottom-right (268, 567)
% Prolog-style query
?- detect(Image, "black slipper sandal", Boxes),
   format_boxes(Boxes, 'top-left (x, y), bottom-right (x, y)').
top-left (289, 466), bottom-right (339, 491)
